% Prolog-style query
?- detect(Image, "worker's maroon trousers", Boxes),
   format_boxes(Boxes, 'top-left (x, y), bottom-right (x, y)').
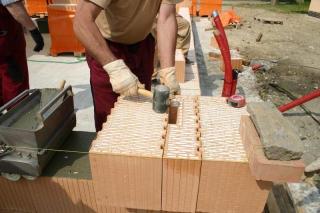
top-left (86, 34), bottom-right (155, 131)
top-left (0, 6), bottom-right (29, 106)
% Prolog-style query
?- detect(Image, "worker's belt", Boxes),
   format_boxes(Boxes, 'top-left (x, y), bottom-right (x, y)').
top-left (106, 34), bottom-right (154, 54)
top-left (127, 42), bottom-right (141, 53)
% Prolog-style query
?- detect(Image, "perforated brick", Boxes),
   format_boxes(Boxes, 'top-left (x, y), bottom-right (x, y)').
top-left (198, 97), bottom-right (248, 162)
top-left (165, 96), bottom-right (200, 160)
top-left (91, 96), bottom-right (167, 157)
top-left (90, 96), bottom-right (168, 210)
top-left (162, 96), bottom-right (201, 213)
top-left (197, 97), bottom-right (271, 213)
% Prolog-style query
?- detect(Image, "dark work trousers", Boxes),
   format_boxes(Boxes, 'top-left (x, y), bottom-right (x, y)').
top-left (86, 34), bottom-right (155, 131)
top-left (0, 5), bottom-right (29, 106)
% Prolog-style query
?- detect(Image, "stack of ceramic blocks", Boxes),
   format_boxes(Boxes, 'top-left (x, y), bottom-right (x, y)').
top-left (196, 97), bottom-right (271, 213)
top-left (90, 96), bottom-right (272, 213)
top-left (163, 96), bottom-right (201, 212)
top-left (90, 96), bottom-right (168, 210)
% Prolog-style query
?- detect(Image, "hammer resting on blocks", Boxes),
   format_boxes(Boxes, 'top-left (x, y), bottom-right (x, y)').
top-left (137, 86), bottom-right (171, 114)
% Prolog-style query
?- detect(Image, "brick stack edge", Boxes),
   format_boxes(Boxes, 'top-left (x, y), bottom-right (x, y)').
top-left (90, 96), bottom-right (272, 213)
top-left (0, 96), bottom-right (303, 213)
top-left (1, 95), bottom-right (305, 213)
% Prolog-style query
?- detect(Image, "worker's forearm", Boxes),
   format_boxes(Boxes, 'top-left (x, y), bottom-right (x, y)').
top-left (74, 3), bottom-right (116, 66)
top-left (74, 19), bottom-right (116, 65)
top-left (157, 5), bottom-right (177, 69)
top-left (6, 1), bottom-right (37, 31)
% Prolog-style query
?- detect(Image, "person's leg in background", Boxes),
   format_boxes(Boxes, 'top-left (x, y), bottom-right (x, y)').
top-left (0, 5), bottom-right (29, 106)
top-left (176, 15), bottom-right (191, 63)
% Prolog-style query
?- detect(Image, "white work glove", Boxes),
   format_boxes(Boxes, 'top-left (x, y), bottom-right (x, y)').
top-left (159, 67), bottom-right (181, 95)
top-left (103, 59), bottom-right (143, 96)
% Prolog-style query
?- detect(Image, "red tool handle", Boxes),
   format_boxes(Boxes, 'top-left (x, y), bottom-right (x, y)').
top-left (278, 89), bottom-right (320, 112)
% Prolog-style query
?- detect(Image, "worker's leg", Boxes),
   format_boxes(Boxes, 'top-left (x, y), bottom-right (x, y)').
top-left (0, 63), bottom-right (4, 106)
top-left (2, 50), bottom-right (29, 104)
top-left (0, 5), bottom-right (29, 105)
top-left (87, 54), bottom-right (118, 132)
top-left (87, 35), bottom-right (155, 131)
top-left (176, 15), bottom-right (191, 57)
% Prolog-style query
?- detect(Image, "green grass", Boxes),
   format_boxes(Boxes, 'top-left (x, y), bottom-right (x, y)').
top-left (235, 0), bottom-right (311, 14)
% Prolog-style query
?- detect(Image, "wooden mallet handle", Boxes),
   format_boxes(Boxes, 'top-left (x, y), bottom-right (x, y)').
top-left (59, 80), bottom-right (66, 90)
top-left (138, 88), bottom-right (153, 98)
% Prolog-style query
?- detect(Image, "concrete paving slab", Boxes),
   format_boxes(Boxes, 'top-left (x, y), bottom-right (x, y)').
top-left (27, 55), bottom-right (95, 132)
top-left (247, 102), bottom-right (304, 161)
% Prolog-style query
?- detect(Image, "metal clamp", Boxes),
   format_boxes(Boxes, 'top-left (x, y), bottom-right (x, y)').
top-left (0, 144), bottom-right (15, 158)
top-left (36, 85), bottom-right (73, 122)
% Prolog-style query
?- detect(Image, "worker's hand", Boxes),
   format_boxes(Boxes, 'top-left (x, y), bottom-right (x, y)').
top-left (103, 59), bottom-right (143, 96)
top-left (159, 67), bottom-right (181, 95)
top-left (30, 28), bottom-right (44, 52)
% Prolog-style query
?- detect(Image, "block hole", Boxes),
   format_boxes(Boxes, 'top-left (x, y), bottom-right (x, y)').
top-left (168, 101), bottom-right (179, 124)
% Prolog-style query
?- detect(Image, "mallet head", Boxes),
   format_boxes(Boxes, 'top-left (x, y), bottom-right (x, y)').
top-left (152, 85), bottom-right (170, 113)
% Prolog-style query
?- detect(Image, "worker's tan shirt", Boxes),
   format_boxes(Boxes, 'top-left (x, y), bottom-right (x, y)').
top-left (89, 0), bottom-right (181, 44)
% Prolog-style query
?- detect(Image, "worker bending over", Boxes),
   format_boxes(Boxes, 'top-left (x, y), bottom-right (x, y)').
top-left (74, 0), bottom-right (181, 131)
top-left (0, 0), bottom-right (44, 106)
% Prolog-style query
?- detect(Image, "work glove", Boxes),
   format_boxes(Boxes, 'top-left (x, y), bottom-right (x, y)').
top-left (159, 67), bottom-right (181, 95)
top-left (103, 59), bottom-right (143, 96)
top-left (7, 57), bottom-right (23, 83)
top-left (30, 28), bottom-right (44, 52)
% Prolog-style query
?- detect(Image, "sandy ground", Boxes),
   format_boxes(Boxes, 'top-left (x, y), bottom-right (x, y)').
top-left (221, 5), bottom-right (320, 168)
top-left (193, 4), bottom-right (320, 211)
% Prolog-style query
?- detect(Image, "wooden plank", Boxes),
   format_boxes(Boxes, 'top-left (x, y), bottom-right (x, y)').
top-left (254, 17), bottom-right (283, 25)
top-left (240, 115), bottom-right (305, 182)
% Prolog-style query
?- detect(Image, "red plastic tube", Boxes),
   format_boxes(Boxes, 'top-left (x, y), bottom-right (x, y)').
top-left (278, 89), bottom-right (320, 112)
top-left (213, 31), bottom-right (233, 97)
top-left (212, 11), bottom-right (236, 97)
top-left (213, 11), bottom-right (230, 52)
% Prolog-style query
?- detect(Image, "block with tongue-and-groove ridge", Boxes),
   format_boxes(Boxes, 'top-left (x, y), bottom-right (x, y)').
top-left (90, 96), bottom-right (168, 210)
top-left (196, 97), bottom-right (272, 213)
top-left (162, 96), bottom-right (202, 213)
